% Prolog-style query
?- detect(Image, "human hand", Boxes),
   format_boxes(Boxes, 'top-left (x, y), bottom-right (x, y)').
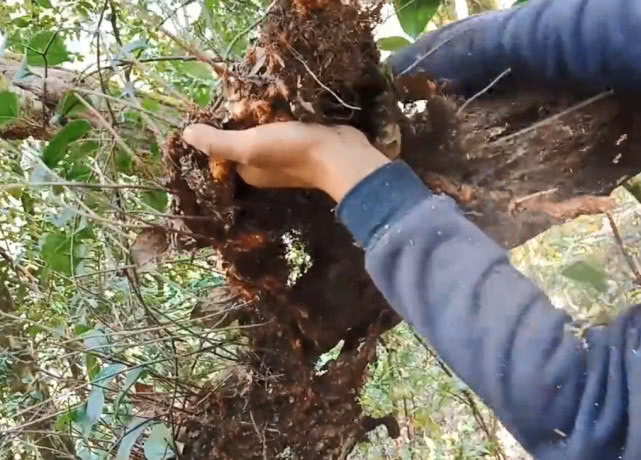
top-left (182, 122), bottom-right (390, 202)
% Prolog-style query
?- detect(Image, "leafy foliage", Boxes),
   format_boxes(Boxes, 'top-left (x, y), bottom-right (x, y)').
top-left (562, 260), bottom-right (608, 292)
top-left (42, 120), bottom-right (92, 168)
top-left (377, 36), bottom-right (411, 51)
top-left (26, 30), bottom-right (70, 66)
top-left (144, 424), bottom-right (176, 460)
top-left (394, 0), bottom-right (442, 39)
top-left (39, 231), bottom-right (84, 274)
top-left (116, 417), bottom-right (153, 460)
top-left (0, 90), bottom-right (19, 127)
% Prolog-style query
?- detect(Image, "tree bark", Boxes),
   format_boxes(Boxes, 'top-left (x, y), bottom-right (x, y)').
top-left (0, 57), bottom-right (83, 140)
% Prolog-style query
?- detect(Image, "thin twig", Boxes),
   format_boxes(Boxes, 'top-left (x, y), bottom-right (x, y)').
top-left (159, 28), bottom-right (227, 76)
top-left (0, 246), bottom-right (40, 292)
top-left (109, 0), bottom-right (123, 46)
top-left (157, 0), bottom-right (197, 28)
top-left (72, 88), bottom-right (182, 127)
top-left (293, 53), bottom-right (361, 111)
top-left (510, 187), bottom-right (559, 206)
top-left (381, 0), bottom-right (419, 25)
top-left (1, 181), bottom-right (166, 192)
top-left (225, 0), bottom-right (277, 59)
top-left (249, 410), bottom-right (269, 460)
top-left (495, 90), bottom-right (614, 150)
top-left (96, 0), bottom-right (118, 125)
top-left (398, 30), bottom-right (473, 77)
top-left (125, 55), bottom-right (198, 64)
top-left (3, 345), bottom-right (220, 435)
top-left (606, 212), bottom-right (641, 286)
top-left (74, 93), bottom-right (137, 157)
top-left (41, 30), bottom-right (59, 127)
top-left (411, 330), bottom-right (504, 458)
top-left (457, 68), bottom-right (511, 115)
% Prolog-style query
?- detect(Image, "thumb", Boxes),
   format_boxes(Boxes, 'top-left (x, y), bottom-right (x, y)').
top-left (183, 124), bottom-right (248, 164)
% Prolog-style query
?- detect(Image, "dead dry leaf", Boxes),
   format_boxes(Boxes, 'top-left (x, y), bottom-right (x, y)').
top-left (249, 47), bottom-right (268, 76)
top-left (131, 228), bottom-right (169, 269)
top-left (297, 93), bottom-right (315, 113)
top-left (514, 195), bottom-right (614, 220)
top-left (394, 71), bottom-right (437, 102)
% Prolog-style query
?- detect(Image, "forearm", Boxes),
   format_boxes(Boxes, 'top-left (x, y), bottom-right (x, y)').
top-left (337, 162), bottom-right (641, 457)
top-left (388, 0), bottom-right (641, 95)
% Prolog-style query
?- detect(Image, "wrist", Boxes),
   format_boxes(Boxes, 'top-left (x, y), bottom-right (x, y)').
top-left (315, 147), bottom-right (391, 202)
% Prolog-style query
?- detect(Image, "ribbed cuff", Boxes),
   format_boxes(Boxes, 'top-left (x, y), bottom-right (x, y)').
top-left (336, 161), bottom-right (432, 249)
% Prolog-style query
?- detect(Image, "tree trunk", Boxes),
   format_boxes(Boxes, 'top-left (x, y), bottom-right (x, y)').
top-left (0, 57), bottom-right (86, 140)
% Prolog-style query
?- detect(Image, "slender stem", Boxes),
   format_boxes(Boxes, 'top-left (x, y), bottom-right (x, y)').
top-left (457, 68), bottom-right (512, 115)
top-left (1, 181), bottom-right (166, 192)
top-left (224, 0), bottom-right (277, 59)
top-left (606, 212), bottom-right (641, 286)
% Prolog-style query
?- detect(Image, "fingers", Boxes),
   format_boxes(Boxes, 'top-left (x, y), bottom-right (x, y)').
top-left (183, 122), bottom-right (326, 168)
top-left (236, 165), bottom-right (311, 189)
top-left (183, 124), bottom-right (247, 163)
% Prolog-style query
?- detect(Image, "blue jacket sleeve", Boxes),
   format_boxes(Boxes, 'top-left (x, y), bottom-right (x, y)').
top-left (338, 161), bottom-right (641, 459)
top-left (387, 0), bottom-right (641, 95)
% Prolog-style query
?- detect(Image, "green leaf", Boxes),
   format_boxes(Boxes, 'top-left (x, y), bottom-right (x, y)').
top-left (13, 16), bottom-right (31, 28)
top-left (624, 179), bottom-right (641, 204)
top-left (34, 0), bottom-right (53, 7)
top-left (26, 31), bottom-right (70, 67)
top-left (116, 39), bottom-right (148, 60)
top-left (178, 61), bottom-right (214, 81)
top-left (142, 190), bottom-right (168, 212)
top-left (393, 0), bottom-right (441, 39)
top-left (39, 232), bottom-right (79, 274)
top-left (83, 328), bottom-right (108, 352)
top-left (67, 140), bottom-right (99, 164)
top-left (14, 57), bottom-right (36, 82)
top-left (85, 386), bottom-right (104, 427)
top-left (57, 92), bottom-right (87, 117)
top-left (377, 36), bottom-right (411, 51)
top-left (48, 206), bottom-right (75, 227)
top-left (55, 406), bottom-right (80, 430)
top-left (114, 150), bottom-right (133, 173)
top-left (65, 162), bottom-right (92, 182)
top-left (82, 363), bottom-right (127, 432)
top-left (114, 367), bottom-right (145, 419)
top-left (144, 424), bottom-right (175, 460)
top-left (562, 261), bottom-right (608, 293)
top-left (21, 192), bottom-right (35, 214)
top-left (83, 328), bottom-right (109, 379)
top-left (77, 447), bottom-right (99, 460)
top-left (0, 90), bottom-right (19, 127)
top-left (117, 417), bottom-right (153, 460)
top-left (92, 363), bottom-right (126, 386)
top-left (86, 354), bottom-right (100, 381)
top-left (142, 97), bottom-right (161, 112)
top-left (72, 406), bottom-right (94, 437)
top-left (193, 86), bottom-right (212, 107)
top-left (42, 120), bottom-right (91, 167)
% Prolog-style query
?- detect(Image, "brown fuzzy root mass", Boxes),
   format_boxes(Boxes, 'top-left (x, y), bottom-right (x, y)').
top-left (163, 0), bottom-right (641, 457)
top-left (166, 1), bottom-right (402, 458)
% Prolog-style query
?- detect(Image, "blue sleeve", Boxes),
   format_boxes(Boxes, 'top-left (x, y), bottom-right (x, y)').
top-left (387, 0), bottom-right (641, 95)
top-left (337, 161), bottom-right (641, 459)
